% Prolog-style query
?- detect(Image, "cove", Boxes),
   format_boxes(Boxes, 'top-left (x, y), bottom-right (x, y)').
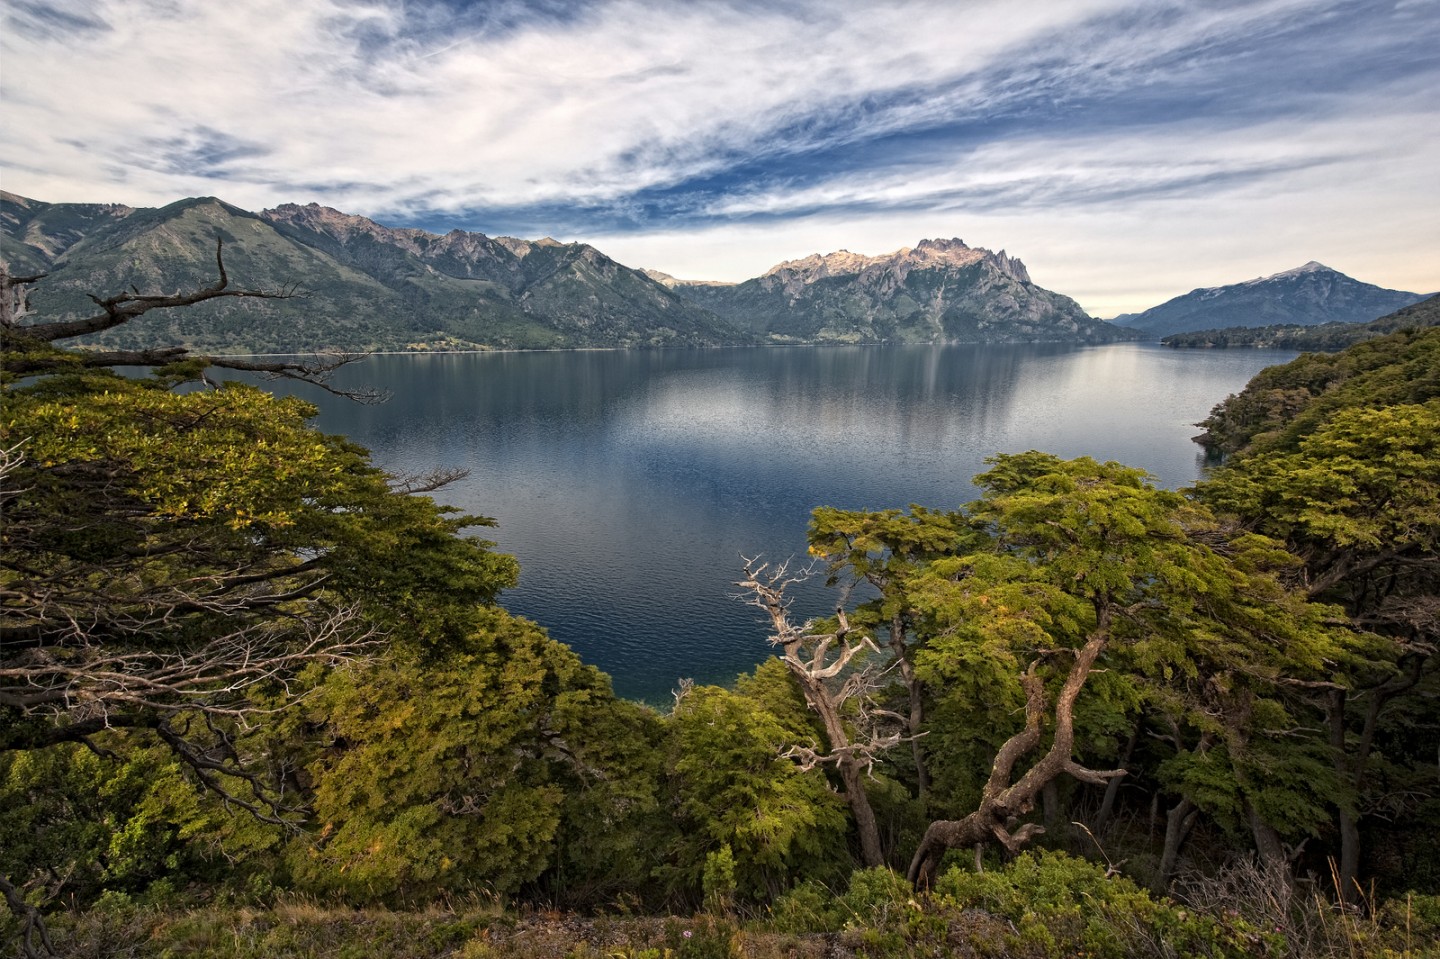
top-left (258, 342), bottom-right (1295, 702)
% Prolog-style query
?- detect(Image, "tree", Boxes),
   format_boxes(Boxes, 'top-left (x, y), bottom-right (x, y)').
top-left (1, 250), bottom-right (518, 945)
top-left (785, 454), bottom-right (1343, 890)
top-left (285, 609), bottom-right (661, 902)
top-left (737, 560), bottom-right (908, 868)
top-left (1198, 362), bottom-right (1440, 901)
top-left (806, 505), bottom-right (979, 801)
top-left (663, 679), bottom-right (850, 902)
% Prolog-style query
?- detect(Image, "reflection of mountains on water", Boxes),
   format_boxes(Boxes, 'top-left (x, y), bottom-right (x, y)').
top-left (249, 343), bottom-right (1293, 702)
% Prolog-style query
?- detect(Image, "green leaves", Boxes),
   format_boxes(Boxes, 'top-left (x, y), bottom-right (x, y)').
top-left (291, 610), bottom-right (638, 900)
top-left (1202, 402), bottom-right (1440, 555)
top-left (664, 682), bottom-right (849, 901)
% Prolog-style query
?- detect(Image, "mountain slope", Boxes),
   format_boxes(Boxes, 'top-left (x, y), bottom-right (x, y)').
top-left (1115, 262), bottom-right (1426, 337)
top-left (670, 238), bottom-right (1131, 345)
top-left (1, 190), bottom-right (135, 273)
top-left (261, 203), bottom-right (745, 349)
top-left (3, 194), bottom-right (748, 352)
top-left (5, 193), bottom-right (1133, 352)
top-left (12, 196), bottom-right (424, 354)
top-left (1162, 293), bottom-right (1440, 350)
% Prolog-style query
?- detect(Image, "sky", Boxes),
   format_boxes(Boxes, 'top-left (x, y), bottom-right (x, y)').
top-left (2, 0), bottom-right (1437, 318)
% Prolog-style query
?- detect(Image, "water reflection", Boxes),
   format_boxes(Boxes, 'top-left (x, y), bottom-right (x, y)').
top-left (250, 343), bottom-right (1291, 702)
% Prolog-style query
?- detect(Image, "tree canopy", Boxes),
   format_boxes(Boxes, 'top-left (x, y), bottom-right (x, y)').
top-left (3, 258), bottom-right (1437, 957)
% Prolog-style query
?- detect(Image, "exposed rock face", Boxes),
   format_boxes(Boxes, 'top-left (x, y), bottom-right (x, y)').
top-left (1114, 262), bottom-right (1427, 337)
top-left (671, 238), bottom-right (1128, 345)
top-left (761, 238), bottom-right (1031, 290)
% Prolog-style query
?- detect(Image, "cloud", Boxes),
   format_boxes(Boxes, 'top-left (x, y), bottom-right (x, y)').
top-left (2, 0), bottom-right (1436, 314)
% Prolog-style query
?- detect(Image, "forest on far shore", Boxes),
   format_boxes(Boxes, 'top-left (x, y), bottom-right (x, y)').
top-left (2, 256), bottom-right (1437, 958)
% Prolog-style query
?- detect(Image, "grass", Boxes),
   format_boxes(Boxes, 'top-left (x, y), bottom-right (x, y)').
top-left (18, 857), bottom-right (1438, 959)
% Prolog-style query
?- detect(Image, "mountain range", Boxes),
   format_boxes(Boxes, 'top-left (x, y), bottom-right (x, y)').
top-left (1111, 261), bottom-right (1427, 337)
top-left (2, 192), bottom-right (1131, 354)
top-left (8, 190), bottom-right (1423, 354)
top-left (650, 238), bottom-right (1123, 345)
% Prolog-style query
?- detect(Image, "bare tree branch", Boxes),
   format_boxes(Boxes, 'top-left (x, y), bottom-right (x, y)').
top-left (0, 605), bottom-right (379, 722)
top-left (907, 610), bottom-right (1126, 888)
top-left (1, 241), bottom-right (389, 402)
top-left (737, 557), bottom-right (903, 866)
top-left (0, 872), bottom-right (53, 959)
top-left (5, 239), bottom-right (302, 344)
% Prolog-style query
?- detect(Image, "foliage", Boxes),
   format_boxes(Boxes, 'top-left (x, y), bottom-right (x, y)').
top-left (662, 684), bottom-right (850, 904)
top-left (701, 846), bottom-right (737, 916)
top-left (0, 737), bottom-right (279, 908)
top-left (934, 850), bottom-right (1266, 959)
top-left (285, 609), bottom-right (659, 903)
top-left (2, 369), bottom-right (517, 720)
top-left (1194, 326), bottom-right (1440, 457)
top-left (1196, 328), bottom-right (1440, 899)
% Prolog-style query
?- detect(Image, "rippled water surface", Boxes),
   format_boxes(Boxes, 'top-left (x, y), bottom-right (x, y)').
top-left (264, 343), bottom-right (1294, 702)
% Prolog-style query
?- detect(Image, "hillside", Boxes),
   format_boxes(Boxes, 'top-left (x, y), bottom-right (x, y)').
top-left (4, 193), bottom-right (1139, 352)
top-left (1192, 323), bottom-right (1440, 457)
top-left (1114, 261), bottom-right (1426, 338)
top-left (2, 192), bottom-right (746, 352)
top-left (1162, 293), bottom-right (1440, 350)
top-left (669, 238), bottom-right (1132, 344)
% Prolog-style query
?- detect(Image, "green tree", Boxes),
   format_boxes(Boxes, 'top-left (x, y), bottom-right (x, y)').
top-left (286, 609), bottom-right (659, 902)
top-left (785, 454), bottom-right (1348, 889)
top-left (1197, 341), bottom-right (1440, 900)
top-left (0, 251), bottom-right (528, 943)
top-left (807, 505), bottom-right (978, 801)
top-left (663, 682), bottom-right (850, 903)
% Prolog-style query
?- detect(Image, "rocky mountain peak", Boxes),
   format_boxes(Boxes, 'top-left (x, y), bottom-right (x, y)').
top-left (264, 202), bottom-right (425, 243)
top-left (493, 235), bottom-right (570, 258)
top-left (757, 238), bottom-right (1031, 297)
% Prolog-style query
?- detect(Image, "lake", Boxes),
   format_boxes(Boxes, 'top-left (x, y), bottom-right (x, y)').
top-left (263, 342), bottom-right (1295, 702)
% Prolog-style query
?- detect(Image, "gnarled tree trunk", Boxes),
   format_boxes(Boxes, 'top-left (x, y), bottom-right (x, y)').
top-left (908, 616), bottom-right (1124, 887)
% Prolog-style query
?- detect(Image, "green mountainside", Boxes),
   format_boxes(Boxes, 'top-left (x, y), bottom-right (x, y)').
top-left (262, 202), bottom-right (745, 350)
top-left (3, 193), bottom-right (1134, 352)
top-left (2, 193), bottom-right (746, 352)
top-left (663, 238), bottom-right (1132, 344)
top-left (1192, 323), bottom-right (1440, 457)
top-left (1161, 292), bottom-right (1440, 350)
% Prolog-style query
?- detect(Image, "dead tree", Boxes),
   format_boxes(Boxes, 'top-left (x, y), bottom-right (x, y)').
top-left (738, 558), bottom-right (909, 868)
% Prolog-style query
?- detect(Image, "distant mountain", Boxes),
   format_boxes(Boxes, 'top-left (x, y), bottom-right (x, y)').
top-left (668, 238), bottom-right (1132, 345)
top-left (2, 192), bottom-right (746, 353)
top-left (1162, 294), bottom-right (1440, 351)
top-left (4, 192), bottom-right (1132, 352)
top-left (1113, 262), bottom-right (1426, 338)
top-left (261, 202), bottom-right (744, 350)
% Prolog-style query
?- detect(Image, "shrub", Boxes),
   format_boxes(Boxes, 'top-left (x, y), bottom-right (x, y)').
top-left (935, 850), bottom-right (1262, 959)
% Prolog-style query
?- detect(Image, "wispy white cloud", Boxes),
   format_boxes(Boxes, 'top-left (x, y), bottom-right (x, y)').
top-left (2, 0), bottom-right (1437, 314)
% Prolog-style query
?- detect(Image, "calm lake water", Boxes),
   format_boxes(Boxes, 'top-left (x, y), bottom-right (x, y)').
top-left (262, 343), bottom-right (1294, 702)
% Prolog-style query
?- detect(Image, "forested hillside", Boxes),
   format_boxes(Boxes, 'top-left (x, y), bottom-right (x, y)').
top-left (1162, 293), bottom-right (1440, 350)
top-left (3, 261), bottom-right (1436, 958)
